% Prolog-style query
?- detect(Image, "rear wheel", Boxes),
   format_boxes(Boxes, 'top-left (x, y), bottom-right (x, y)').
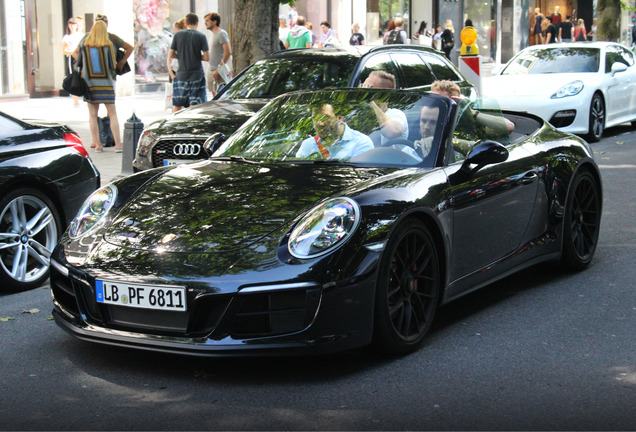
top-left (0, 188), bottom-right (61, 292)
top-left (587, 93), bottom-right (605, 142)
top-left (561, 170), bottom-right (601, 270)
top-left (374, 219), bottom-right (441, 354)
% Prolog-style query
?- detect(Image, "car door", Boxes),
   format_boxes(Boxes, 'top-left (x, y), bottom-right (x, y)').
top-left (443, 101), bottom-right (539, 291)
top-left (604, 44), bottom-right (636, 123)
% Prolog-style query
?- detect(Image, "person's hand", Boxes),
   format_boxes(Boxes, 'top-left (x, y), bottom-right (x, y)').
top-left (212, 70), bottom-right (220, 79)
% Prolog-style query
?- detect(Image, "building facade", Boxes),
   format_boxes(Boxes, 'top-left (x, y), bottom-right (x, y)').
top-left (0, 0), bottom-right (628, 99)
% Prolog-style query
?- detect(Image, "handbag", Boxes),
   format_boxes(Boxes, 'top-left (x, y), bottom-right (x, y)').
top-left (116, 48), bottom-right (131, 75)
top-left (62, 49), bottom-right (88, 96)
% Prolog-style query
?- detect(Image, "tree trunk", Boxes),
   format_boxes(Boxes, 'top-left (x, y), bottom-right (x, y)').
top-left (232, 0), bottom-right (280, 75)
top-left (596, 0), bottom-right (621, 41)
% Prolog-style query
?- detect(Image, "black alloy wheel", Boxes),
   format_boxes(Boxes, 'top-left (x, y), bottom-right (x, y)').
top-left (587, 93), bottom-right (605, 142)
top-left (374, 218), bottom-right (441, 354)
top-left (0, 188), bottom-right (61, 292)
top-left (561, 170), bottom-right (601, 270)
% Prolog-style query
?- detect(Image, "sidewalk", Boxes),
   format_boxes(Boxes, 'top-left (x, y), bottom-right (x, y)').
top-left (0, 91), bottom-right (170, 183)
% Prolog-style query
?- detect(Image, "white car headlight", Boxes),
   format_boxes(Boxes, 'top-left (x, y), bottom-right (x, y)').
top-left (551, 81), bottom-right (584, 99)
top-left (136, 130), bottom-right (157, 157)
top-left (288, 197), bottom-right (360, 259)
top-left (68, 185), bottom-right (117, 239)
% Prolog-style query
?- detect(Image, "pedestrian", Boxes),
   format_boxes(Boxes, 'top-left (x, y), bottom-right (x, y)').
top-left (349, 23), bottom-right (365, 45)
top-left (77, 20), bottom-right (122, 153)
top-left (574, 19), bottom-right (587, 42)
top-left (432, 24), bottom-right (443, 50)
top-left (306, 22), bottom-right (317, 47)
top-left (383, 20), bottom-right (396, 44)
top-left (318, 21), bottom-right (339, 47)
top-left (559, 15), bottom-right (574, 42)
top-left (204, 12), bottom-right (230, 96)
top-left (286, 16), bottom-right (312, 49)
top-left (441, 19), bottom-right (455, 60)
top-left (87, 15), bottom-right (134, 75)
top-left (167, 18), bottom-right (186, 82)
top-left (545, 16), bottom-right (558, 43)
top-left (385, 17), bottom-right (408, 44)
top-left (168, 13), bottom-right (210, 112)
top-left (62, 17), bottom-right (84, 107)
top-left (279, 15), bottom-right (290, 50)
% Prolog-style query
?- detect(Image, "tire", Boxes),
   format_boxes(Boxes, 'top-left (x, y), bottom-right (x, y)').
top-left (0, 188), bottom-right (61, 292)
top-left (374, 219), bottom-right (441, 354)
top-left (561, 171), bottom-right (601, 271)
top-left (587, 93), bottom-right (605, 142)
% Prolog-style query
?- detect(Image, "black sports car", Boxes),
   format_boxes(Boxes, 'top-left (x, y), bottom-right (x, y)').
top-left (133, 46), bottom-right (474, 171)
top-left (0, 111), bottom-right (100, 292)
top-left (51, 89), bottom-right (602, 356)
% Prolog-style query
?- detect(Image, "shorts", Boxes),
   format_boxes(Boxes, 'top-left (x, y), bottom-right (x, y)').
top-left (172, 77), bottom-right (207, 108)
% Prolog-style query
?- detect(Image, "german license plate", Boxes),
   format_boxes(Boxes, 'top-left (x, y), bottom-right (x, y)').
top-left (163, 159), bottom-right (190, 166)
top-left (95, 280), bottom-right (186, 311)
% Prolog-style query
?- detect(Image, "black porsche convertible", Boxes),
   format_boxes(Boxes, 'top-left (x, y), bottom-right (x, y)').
top-left (51, 89), bottom-right (602, 356)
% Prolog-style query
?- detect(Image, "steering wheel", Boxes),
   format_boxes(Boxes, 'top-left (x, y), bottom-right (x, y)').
top-left (382, 138), bottom-right (415, 152)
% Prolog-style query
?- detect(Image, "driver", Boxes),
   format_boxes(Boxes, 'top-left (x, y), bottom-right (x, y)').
top-left (296, 103), bottom-right (373, 159)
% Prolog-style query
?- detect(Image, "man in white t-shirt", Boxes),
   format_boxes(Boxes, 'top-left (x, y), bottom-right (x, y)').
top-left (361, 71), bottom-right (421, 161)
top-left (204, 12), bottom-right (231, 94)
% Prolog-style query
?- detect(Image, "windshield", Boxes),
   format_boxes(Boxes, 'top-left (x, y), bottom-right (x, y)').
top-left (216, 57), bottom-right (357, 100)
top-left (501, 47), bottom-right (600, 75)
top-left (214, 89), bottom-right (450, 168)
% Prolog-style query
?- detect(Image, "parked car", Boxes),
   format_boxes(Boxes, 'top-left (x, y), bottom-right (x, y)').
top-left (483, 42), bottom-right (636, 142)
top-left (0, 111), bottom-right (100, 292)
top-left (51, 88), bottom-right (602, 356)
top-left (133, 46), bottom-right (475, 171)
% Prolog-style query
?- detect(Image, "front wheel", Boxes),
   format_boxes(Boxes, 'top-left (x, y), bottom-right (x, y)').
top-left (587, 94), bottom-right (605, 142)
top-left (561, 171), bottom-right (601, 271)
top-left (0, 188), bottom-right (61, 292)
top-left (374, 219), bottom-right (441, 354)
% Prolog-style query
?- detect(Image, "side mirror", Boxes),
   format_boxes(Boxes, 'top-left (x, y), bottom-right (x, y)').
top-left (203, 132), bottom-right (226, 156)
top-left (464, 140), bottom-right (509, 168)
top-left (611, 62), bottom-right (628, 76)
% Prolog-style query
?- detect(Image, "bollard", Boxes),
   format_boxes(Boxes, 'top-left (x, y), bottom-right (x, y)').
top-left (121, 111), bottom-right (144, 176)
top-left (458, 25), bottom-right (482, 97)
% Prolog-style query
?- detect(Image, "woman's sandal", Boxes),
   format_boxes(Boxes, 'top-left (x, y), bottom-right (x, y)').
top-left (114, 146), bottom-right (123, 153)
top-left (94, 146), bottom-right (104, 153)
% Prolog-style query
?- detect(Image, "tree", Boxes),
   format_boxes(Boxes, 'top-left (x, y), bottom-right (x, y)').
top-left (597, 0), bottom-right (621, 41)
top-left (231, 0), bottom-right (281, 75)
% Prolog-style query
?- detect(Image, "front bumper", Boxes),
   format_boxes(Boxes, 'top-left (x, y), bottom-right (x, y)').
top-left (50, 258), bottom-right (377, 357)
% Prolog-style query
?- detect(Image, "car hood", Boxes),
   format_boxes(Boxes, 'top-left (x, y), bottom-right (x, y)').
top-left (150, 99), bottom-right (268, 136)
top-left (483, 73), bottom-right (594, 99)
top-left (104, 160), bottom-right (388, 253)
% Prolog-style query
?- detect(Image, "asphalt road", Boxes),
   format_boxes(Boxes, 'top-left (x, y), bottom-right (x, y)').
top-left (1, 125), bottom-right (635, 431)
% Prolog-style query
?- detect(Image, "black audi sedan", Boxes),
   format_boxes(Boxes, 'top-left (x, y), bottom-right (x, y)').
top-left (51, 89), bottom-right (601, 356)
top-left (133, 45), bottom-right (474, 171)
top-left (0, 111), bottom-right (100, 292)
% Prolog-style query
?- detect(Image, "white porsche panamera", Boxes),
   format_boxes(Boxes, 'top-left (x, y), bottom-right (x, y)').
top-left (483, 42), bottom-right (636, 142)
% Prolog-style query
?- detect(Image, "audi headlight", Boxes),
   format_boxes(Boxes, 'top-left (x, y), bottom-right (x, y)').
top-left (551, 81), bottom-right (584, 99)
top-left (136, 129), bottom-right (157, 157)
top-left (288, 197), bottom-right (360, 259)
top-left (68, 185), bottom-right (117, 239)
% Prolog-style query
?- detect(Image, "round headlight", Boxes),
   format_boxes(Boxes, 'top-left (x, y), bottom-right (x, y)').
top-left (551, 80), bottom-right (584, 99)
top-left (288, 197), bottom-right (360, 259)
top-left (68, 185), bottom-right (117, 239)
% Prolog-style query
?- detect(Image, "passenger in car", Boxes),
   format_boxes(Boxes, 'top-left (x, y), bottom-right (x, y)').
top-left (414, 105), bottom-right (439, 159)
top-left (296, 103), bottom-right (374, 159)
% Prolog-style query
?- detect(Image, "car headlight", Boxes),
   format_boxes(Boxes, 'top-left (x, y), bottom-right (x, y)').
top-left (551, 81), bottom-right (584, 99)
top-left (68, 185), bottom-right (117, 239)
top-left (136, 129), bottom-right (157, 157)
top-left (288, 197), bottom-right (360, 259)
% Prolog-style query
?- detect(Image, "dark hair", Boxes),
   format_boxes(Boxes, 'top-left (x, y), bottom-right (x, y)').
top-left (185, 13), bottom-right (199, 26)
top-left (417, 20), bottom-right (427, 34)
top-left (566, 14), bottom-right (572, 19)
top-left (296, 16), bottom-right (306, 26)
top-left (95, 14), bottom-right (108, 25)
top-left (205, 12), bottom-right (221, 26)
top-left (465, 19), bottom-right (473, 27)
top-left (546, 15), bottom-right (553, 22)
top-left (320, 21), bottom-right (331, 28)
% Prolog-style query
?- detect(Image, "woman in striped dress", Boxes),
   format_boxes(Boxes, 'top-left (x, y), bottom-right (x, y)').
top-left (79, 20), bottom-right (122, 152)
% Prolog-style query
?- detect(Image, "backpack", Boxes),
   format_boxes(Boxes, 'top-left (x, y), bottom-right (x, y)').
top-left (442, 31), bottom-right (454, 50)
top-left (386, 29), bottom-right (402, 44)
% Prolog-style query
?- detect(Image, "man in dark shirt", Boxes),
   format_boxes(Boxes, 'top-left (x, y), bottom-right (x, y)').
top-left (168, 13), bottom-right (210, 112)
top-left (545, 16), bottom-right (558, 44)
top-left (559, 15), bottom-right (574, 42)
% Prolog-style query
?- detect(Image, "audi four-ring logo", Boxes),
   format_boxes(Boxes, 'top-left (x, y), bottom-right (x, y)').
top-left (172, 143), bottom-right (201, 156)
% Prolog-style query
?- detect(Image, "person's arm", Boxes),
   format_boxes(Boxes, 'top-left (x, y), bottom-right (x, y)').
top-left (117, 41), bottom-right (134, 72)
top-left (558, 27), bottom-right (562, 42)
top-left (72, 46), bottom-right (79, 60)
top-left (370, 103), bottom-right (405, 139)
top-left (167, 49), bottom-right (177, 80)
top-left (221, 41), bottom-right (231, 64)
top-left (63, 38), bottom-right (74, 56)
